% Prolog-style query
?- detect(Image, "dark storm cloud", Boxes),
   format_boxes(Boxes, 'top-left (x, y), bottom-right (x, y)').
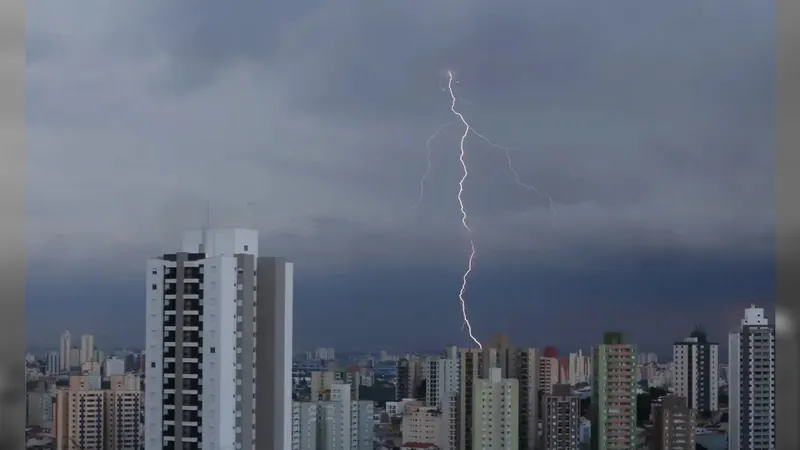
top-left (25, 0), bottom-right (774, 348)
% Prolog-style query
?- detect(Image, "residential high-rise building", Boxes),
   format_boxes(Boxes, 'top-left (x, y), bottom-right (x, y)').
top-left (539, 355), bottom-right (560, 395)
top-left (423, 348), bottom-right (459, 409)
top-left (542, 384), bottom-right (581, 450)
top-left (728, 305), bottom-right (776, 450)
top-left (53, 374), bottom-right (142, 450)
top-left (310, 370), bottom-right (360, 401)
top-left (26, 389), bottom-right (54, 427)
top-left (69, 348), bottom-right (80, 368)
top-left (80, 334), bottom-right (95, 364)
top-left (103, 357), bottom-right (125, 377)
top-left (59, 331), bottom-right (71, 372)
top-left (291, 402), bottom-right (318, 450)
top-left (46, 351), bottom-right (60, 376)
top-left (568, 350), bottom-right (591, 385)
top-left (421, 348), bottom-right (458, 450)
top-left (143, 228), bottom-right (294, 450)
top-left (672, 329), bottom-right (719, 414)
top-left (457, 337), bottom-right (539, 450)
top-left (315, 348), bottom-right (336, 361)
top-left (401, 405), bottom-right (445, 447)
top-left (315, 383), bottom-right (374, 450)
top-left (649, 395), bottom-right (695, 450)
top-left (590, 332), bottom-right (638, 450)
top-left (471, 367), bottom-right (519, 450)
top-left (396, 357), bottom-right (412, 401)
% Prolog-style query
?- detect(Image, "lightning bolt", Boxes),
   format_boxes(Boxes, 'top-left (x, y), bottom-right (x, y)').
top-left (412, 121), bottom-right (456, 210)
top-left (469, 130), bottom-right (558, 229)
top-left (447, 70), bottom-right (483, 349)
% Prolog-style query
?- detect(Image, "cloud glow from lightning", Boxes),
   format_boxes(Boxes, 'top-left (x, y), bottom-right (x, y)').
top-left (447, 69), bottom-right (483, 349)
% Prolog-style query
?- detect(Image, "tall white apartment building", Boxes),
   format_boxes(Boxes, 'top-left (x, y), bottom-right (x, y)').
top-left (80, 334), bottom-right (95, 364)
top-left (418, 347), bottom-right (458, 450)
top-left (144, 228), bottom-right (293, 450)
top-left (423, 347), bottom-right (459, 409)
top-left (60, 331), bottom-right (71, 372)
top-left (315, 383), bottom-right (374, 450)
top-left (458, 336), bottom-right (539, 450)
top-left (472, 367), bottom-right (519, 450)
top-left (568, 350), bottom-right (591, 385)
top-left (46, 351), bottom-right (60, 376)
top-left (315, 348), bottom-right (336, 361)
top-left (728, 305), bottom-right (776, 450)
top-left (672, 329), bottom-right (719, 414)
top-left (292, 402), bottom-right (317, 450)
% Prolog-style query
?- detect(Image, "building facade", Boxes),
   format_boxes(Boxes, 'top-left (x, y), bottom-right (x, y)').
top-left (53, 374), bottom-right (142, 450)
top-left (291, 402), bottom-right (318, 450)
top-left (542, 384), bottom-right (581, 450)
top-left (143, 228), bottom-right (293, 450)
top-left (591, 332), bottom-right (638, 450)
top-left (471, 367), bottom-right (519, 450)
top-left (728, 305), bottom-right (776, 450)
top-left (672, 329), bottom-right (719, 414)
top-left (80, 334), bottom-right (95, 364)
top-left (649, 395), bottom-right (695, 450)
top-left (60, 331), bottom-right (71, 372)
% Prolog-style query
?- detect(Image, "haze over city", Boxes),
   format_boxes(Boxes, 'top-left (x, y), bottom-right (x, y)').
top-left (25, 0), bottom-right (773, 352)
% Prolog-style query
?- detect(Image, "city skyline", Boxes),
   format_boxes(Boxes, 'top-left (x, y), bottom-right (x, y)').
top-left (26, 1), bottom-right (773, 351)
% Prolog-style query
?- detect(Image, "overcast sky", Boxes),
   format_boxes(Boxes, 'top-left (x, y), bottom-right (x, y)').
top-left (25, 0), bottom-right (774, 354)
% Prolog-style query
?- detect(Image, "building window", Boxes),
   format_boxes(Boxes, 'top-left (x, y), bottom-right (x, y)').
top-left (152, 284), bottom-right (158, 290)
top-left (244, 245), bottom-right (249, 251)
top-left (210, 347), bottom-right (216, 354)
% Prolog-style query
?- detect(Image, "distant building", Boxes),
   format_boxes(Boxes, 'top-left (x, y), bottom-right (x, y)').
top-left (103, 357), bottom-right (125, 377)
top-left (728, 305), bottom-right (776, 450)
top-left (539, 356), bottom-right (560, 395)
top-left (45, 352), bottom-right (59, 376)
top-left (69, 348), bottom-right (80, 369)
top-left (591, 332), bottom-right (638, 450)
top-left (567, 350), bottom-right (591, 385)
top-left (59, 331), bottom-right (71, 372)
top-left (79, 334), bottom-right (95, 364)
top-left (542, 384), bottom-right (581, 450)
top-left (649, 395), bottom-right (695, 450)
top-left (53, 374), bottom-right (141, 450)
top-left (396, 358), bottom-right (412, 401)
top-left (401, 405), bottom-right (444, 447)
top-left (672, 329), bottom-right (719, 414)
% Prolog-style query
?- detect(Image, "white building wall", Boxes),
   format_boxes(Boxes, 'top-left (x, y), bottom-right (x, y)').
top-left (728, 332), bottom-right (741, 450)
top-left (144, 260), bottom-right (165, 450)
top-left (201, 256), bottom-right (239, 450)
top-left (104, 358), bottom-right (125, 377)
top-left (292, 402), bottom-right (317, 450)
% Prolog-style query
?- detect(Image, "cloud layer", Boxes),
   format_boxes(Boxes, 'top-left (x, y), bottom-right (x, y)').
top-left (26, 0), bottom-right (774, 350)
